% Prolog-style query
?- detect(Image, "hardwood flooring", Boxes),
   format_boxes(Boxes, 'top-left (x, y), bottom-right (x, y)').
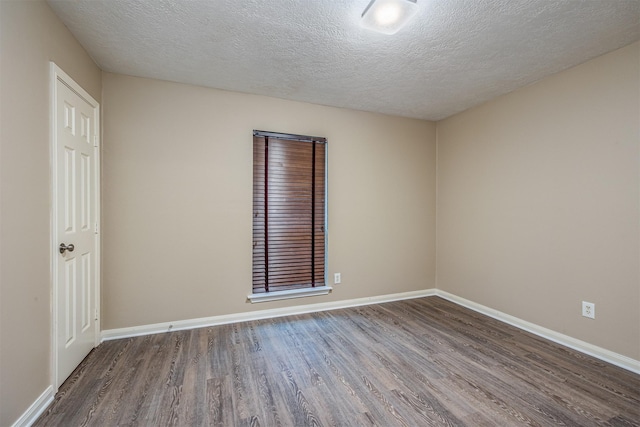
top-left (34, 297), bottom-right (639, 426)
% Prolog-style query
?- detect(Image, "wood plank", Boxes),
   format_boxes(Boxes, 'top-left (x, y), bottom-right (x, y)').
top-left (34, 297), bottom-right (640, 426)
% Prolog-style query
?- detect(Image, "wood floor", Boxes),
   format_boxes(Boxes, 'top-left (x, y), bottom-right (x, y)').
top-left (35, 297), bottom-right (639, 426)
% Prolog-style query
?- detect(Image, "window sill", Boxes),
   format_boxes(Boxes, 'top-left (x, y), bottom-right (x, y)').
top-left (248, 286), bottom-right (333, 303)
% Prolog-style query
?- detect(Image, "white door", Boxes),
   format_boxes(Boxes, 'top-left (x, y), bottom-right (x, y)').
top-left (51, 64), bottom-right (100, 389)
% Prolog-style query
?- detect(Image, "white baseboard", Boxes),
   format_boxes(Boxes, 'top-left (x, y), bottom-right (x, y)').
top-left (17, 288), bottom-right (639, 427)
top-left (101, 289), bottom-right (438, 341)
top-left (436, 290), bottom-right (640, 375)
top-left (101, 288), bottom-right (639, 375)
top-left (11, 385), bottom-right (54, 427)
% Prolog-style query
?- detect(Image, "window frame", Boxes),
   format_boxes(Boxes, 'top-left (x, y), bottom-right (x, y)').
top-left (248, 130), bottom-right (331, 303)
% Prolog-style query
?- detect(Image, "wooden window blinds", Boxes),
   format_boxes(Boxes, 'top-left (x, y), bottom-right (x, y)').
top-left (252, 130), bottom-right (326, 294)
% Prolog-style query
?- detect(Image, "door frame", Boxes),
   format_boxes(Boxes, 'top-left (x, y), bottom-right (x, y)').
top-left (49, 62), bottom-right (101, 391)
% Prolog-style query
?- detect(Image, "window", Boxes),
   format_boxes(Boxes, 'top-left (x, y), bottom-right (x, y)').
top-left (250, 130), bottom-right (329, 302)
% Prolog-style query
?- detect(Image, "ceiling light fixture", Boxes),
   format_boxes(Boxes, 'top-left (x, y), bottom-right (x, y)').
top-left (361, 0), bottom-right (418, 35)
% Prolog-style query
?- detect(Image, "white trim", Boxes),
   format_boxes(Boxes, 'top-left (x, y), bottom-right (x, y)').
top-left (248, 286), bottom-right (333, 303)
top-left (101, 288), bottom-right (639, 375)
top-left (436, 290), bottom-right (640, 375)
top-left (17, 289), bottom-right (639, 425)
top-left (101, 289), bottom-right (437, 341)
top-left (11, 386), bottom-right (54, 427)
top-left (50, 62), bottom-right (101, 391)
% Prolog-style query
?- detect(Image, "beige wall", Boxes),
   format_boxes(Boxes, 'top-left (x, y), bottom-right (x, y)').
top-left (101, 72), bottom-right (437, 329)
top-left (0, 1), bottom-right (102, 424)
top-left (436, 42), bottom-right (640, 359)
top-left (1, 1), bottom-right (637, 421)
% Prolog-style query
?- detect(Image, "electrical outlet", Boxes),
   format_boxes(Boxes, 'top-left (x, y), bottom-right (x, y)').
top-left (582, 301), bottom-right (595, 319)
top-left (334, 273), bottom-right (341, 284)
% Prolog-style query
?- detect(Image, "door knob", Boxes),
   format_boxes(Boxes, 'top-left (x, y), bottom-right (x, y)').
top-left (59, 243), bottom-right (75, 254)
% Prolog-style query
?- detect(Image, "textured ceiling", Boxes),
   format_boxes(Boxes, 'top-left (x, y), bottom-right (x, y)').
top-left (47, 0), bottom-right (640, 120)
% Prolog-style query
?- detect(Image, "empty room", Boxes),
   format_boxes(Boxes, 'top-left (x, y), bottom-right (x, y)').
top-left (1, 0), bottom-right (639, 425)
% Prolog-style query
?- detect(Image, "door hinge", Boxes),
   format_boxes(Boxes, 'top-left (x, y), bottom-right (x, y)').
top-left (94, 223), bottom-right (99, 234)
top-left (93, 135), bottom-right (99, 147)
top-left (95, 308), bottom-right (98, 321)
